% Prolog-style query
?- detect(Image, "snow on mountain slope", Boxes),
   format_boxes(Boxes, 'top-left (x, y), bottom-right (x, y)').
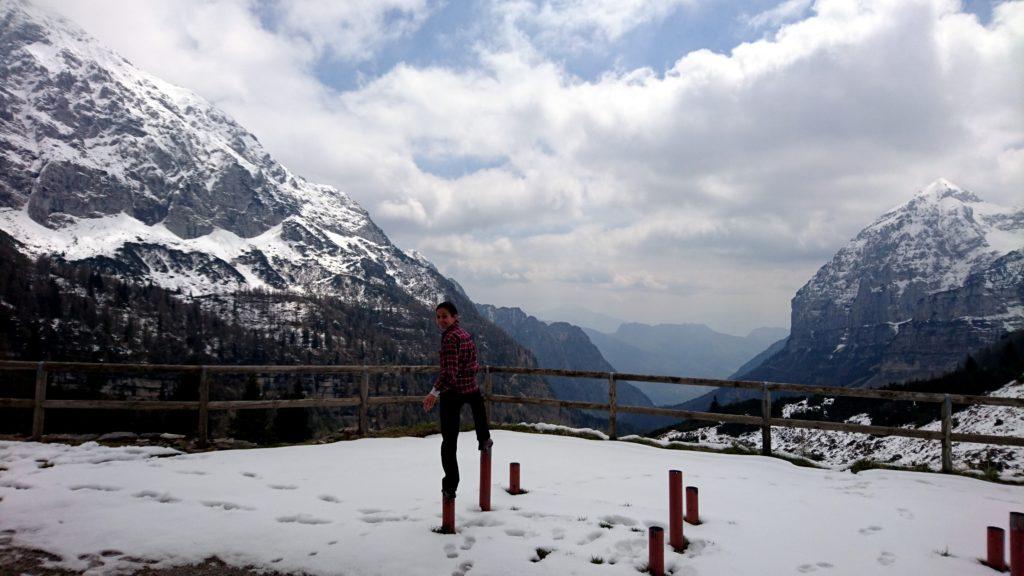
top-left (801, 178), bottom-right (1023, 311)
top-left (0, 0), bottom-right (444, 305)
top-left (661, 380), bottom-right (1024, 480)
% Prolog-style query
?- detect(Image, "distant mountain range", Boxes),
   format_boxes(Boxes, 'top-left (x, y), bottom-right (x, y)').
top-left (536, 304), bottom-right (626, 333)
top-left (583, 323), bottom-right (788, 405)
top-left (477, 304), bottom-right (683, 433)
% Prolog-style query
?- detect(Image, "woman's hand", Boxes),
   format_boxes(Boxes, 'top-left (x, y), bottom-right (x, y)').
top-left (422, 393), bottom-right (437, 412)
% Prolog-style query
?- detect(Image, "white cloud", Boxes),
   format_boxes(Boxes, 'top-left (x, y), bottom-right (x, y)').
top-left (746, 0), bottom-right (814, 29)
top-left (491, 0), bottom-right (697, 50)
top-left (33, 0), bottom-right (1024, 334)
top-left (269, 0), bottom-right (435, 62)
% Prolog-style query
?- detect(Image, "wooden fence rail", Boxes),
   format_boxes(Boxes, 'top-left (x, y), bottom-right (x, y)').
top-left (1, 361), bottom-right (1020, 473)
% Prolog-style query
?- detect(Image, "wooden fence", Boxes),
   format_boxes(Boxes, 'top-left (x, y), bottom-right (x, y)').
top-left (1, 360), bottom-right (1022, 473)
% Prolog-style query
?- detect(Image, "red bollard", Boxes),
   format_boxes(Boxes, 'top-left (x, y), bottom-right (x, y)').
top-left (442, 495), bottom-right (455, 534)
top-left (510, 462), bottom-right (521, 495)
top-left (686, 486), bottom-right (700, 525)
top-left (988, 526), bottom-right (1007, 571)
top-left (648, 526), bottom-right (665, 576)
top-left (480, 447), bottom-right (491, 511)
top-left (1012, 512), bottom-right (1024, 576)
top-left (669, 470), bottom-right (684, 551)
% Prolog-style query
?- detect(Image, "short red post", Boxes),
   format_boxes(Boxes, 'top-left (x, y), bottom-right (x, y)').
top-left (989, 526), bottom-right (1007, 571)
top-left (442, 495), bottom-right (455, 534)
top-left (1012, 512), bottom-right (1024, 576)
top-left (648, 526), bottom-right (665, 576)
top-left (669, 470), bottom-right (684, 550)
top-left (686, 486), bottom-right (700, 525)
top-left (480, 447), bottom-right (491, 511)
top-left (510, 462), bottom-right (521, 495)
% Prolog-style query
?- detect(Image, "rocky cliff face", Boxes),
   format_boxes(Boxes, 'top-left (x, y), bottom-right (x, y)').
top-left (745, 179), bottom-right (1023, 389)
top-left (0, 0), bottom-right (439, 307)
top-left (0, 0), bottom-right (570, 429)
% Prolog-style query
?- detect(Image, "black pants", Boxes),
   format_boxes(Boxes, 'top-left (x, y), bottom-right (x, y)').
top-left (440, 390), bottom-right (491, 496)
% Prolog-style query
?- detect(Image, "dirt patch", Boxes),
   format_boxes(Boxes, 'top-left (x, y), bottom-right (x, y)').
top-left (0, 545), bottom-right (311, 576)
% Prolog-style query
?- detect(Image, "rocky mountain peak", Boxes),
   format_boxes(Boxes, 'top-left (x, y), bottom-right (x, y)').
top-left (730, 180), bottom-right (1023, 391)
top-left (0, 0), bottom-right (447, 307)
top-left (912, 177), bottom-right (980, 203)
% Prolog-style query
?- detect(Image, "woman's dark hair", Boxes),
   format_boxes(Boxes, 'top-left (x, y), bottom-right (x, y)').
top-left (436, 301), bottom-right (459, 316)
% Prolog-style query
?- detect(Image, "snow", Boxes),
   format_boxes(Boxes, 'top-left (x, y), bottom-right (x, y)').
top-left (663, 381), bottom-right (1024, 481)
top-left (1, 430), bottom-right (1021, 575)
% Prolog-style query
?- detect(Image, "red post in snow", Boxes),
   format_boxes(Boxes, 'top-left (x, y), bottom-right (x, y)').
top-left (1011, 512), bottom-right (1024, 576)
top-left (988, 526), bottom-right (1007, 571)
top-left (669, 470), bottom-right (684, 551)
top-left (480, 448), bottom-right (491, 511)
top-left (510, 462), bottom-right (521, 495)
top-left (442, 495), bottom-right (455, 534)
top-left (686, 486), bottom-right (700, 525)
top-left (648, 526), bottom-right (665, 576)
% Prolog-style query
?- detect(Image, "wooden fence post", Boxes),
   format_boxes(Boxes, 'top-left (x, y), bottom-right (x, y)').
top-left (941, 394), bottom-right (953, 473)
top-left (31, 362), bottom-right (46, 440)
top-left (359, 367), bottom-right (370, 435)
top-left (761, 382), bottom-right (772, 456)
top-left (608, 373), bottom-right (617, 440)
top-left (197, 367), bottom-right (209, 448)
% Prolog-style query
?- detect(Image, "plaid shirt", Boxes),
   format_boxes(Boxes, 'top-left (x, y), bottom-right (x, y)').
top-left (434, 322), bottom-right (479, 394)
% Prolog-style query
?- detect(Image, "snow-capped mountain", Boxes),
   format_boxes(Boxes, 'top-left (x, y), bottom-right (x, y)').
top-left (744, 179), bottom-right (1022, 387)
top-left (0, 0), bottom-right (443, 305)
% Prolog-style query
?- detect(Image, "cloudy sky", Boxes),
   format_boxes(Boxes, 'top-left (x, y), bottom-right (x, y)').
top-left (39, 0), bottom-right (1024, 335)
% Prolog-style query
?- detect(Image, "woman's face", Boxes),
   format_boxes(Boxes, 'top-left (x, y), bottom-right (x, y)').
top-left (435, 308), bottom-right (457, 331)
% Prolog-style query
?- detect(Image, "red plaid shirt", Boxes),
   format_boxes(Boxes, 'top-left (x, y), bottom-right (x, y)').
top-left (434, 322), bottom-right (479, 394)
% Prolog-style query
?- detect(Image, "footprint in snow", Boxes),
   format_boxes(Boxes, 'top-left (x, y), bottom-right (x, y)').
top-left (551, 528), bottom-right (565, 541)
top-left (452, 560), bottom-right (473, 576)
top-left (877, 551), bottom-right (896, 566)
top-left (267, 484), bottom-right (298, 490)
top-left (445, 543), bottom-right (459, 558)
top-left (577, 530), bottom-right (604, 545)
top-left (797, 561), bottom-right (834, 572)
top-left (504, 528), bottom-right (527, 537)
top-left (0, 480), bottom-right (32, 490)
top-left (599, 514), bottom-right (638, 527)
top-left (276, 514), bottom-right (332, 525)
top-left (318, 494), bottom-right (341, 503)
top-left (69, 484), bottom-right (121, 492)
top-left (201, 500), bottom-right (254, 511)
top-left (361, 513), bottom-right (409, 523)
top-left (241, 472), bottom-right (259, 478)
top-left (858, 526), bottom-right (883, 536)
top-left (896, 508), bottom-right (914, 520)
top-left (133, 491), bottom-right (179, 503)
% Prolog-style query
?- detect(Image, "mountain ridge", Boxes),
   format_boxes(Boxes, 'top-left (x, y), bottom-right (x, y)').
top-left (684, 179), bottom-right (1023, 410)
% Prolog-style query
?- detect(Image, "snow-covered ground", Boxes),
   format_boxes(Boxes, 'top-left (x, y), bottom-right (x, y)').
top-left (659, 380), bottom-right (1024, 480)
top-left (1, 430), bottom-right (1021, 575)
